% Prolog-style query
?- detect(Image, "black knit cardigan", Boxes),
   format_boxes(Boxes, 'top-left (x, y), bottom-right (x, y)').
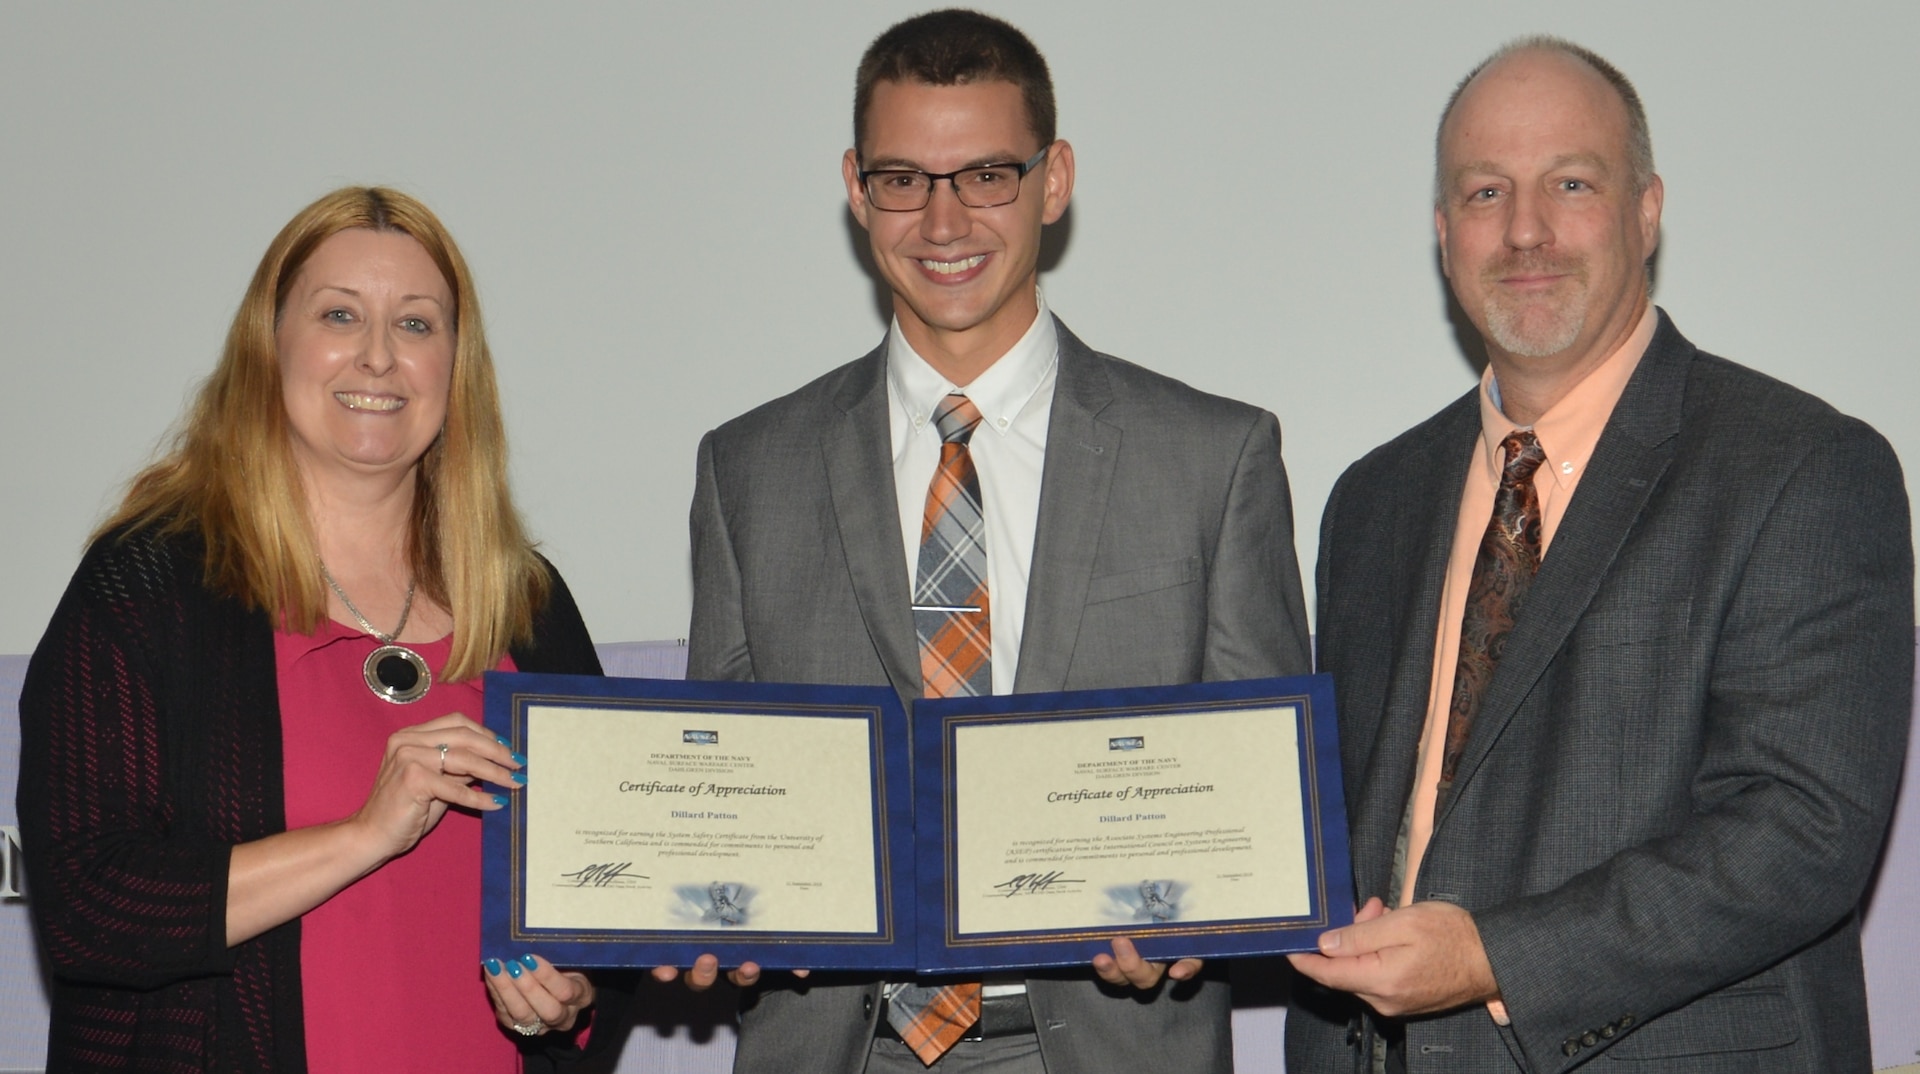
top-left (16, 525), bottom-right (627, 1071)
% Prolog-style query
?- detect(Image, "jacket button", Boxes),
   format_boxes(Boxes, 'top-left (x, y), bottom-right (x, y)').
top-left (1563, 1039), bottom-right (1580, 1057)
top-left (1581, 1031), bottom-right (1599, 1047)
top-left (1600, 1023), bottom-right (1616, 1038)
top-left (1620, 1013), bottom-right (1635, 1028)
top-left (863, 995), bottom-right (874, 1016)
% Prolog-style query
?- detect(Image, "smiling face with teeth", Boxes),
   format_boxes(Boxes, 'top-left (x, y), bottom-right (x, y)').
top-left (843, 78), bottom-right (1073, 384)
top-left (275, 228), bottom-right (455, 490)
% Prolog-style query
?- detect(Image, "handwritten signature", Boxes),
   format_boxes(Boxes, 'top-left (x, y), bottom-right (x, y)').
top-left (561, 862), bottom-right (645, 888)
top-left (992, 870), bottom-right (1086, 897)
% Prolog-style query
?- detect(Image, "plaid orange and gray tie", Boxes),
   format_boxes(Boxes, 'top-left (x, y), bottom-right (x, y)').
top-left (890, 392), bottom-right (990, 1064)
top-left (913, 393), bottom-right (992, 699)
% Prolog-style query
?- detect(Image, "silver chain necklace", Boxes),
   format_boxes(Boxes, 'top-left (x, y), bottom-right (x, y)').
top-left (321, 563), bottom-right (432, 704)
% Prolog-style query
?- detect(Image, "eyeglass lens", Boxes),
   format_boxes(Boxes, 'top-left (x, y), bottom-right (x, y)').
top-left (865, 164), bottom-right (1025, 211)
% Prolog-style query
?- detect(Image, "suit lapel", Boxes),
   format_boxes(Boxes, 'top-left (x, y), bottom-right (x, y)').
top-left (821, 343), bottom-right (921, 699)
top-left (1014, 322), bottom-right (1120, 694)
top-left (1349, 398), bottom-right (1480, 893)
top-left (1438, 313), bottom-right (1691, 821)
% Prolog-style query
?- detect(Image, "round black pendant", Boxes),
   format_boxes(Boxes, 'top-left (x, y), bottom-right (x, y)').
top-left (364, 644), bottom-right (431, 704)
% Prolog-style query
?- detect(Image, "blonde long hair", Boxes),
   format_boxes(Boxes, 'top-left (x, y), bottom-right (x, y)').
top-left (100, 186), bottom-right (548, 681)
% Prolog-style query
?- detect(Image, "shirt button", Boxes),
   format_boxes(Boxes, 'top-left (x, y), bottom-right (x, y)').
top-left (1561, 461), bottom-right (1575, 475)
top-left (997, 417), bottom-right (1010, 429)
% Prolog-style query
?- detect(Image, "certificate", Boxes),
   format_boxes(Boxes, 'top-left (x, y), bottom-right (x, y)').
top-left (914, 675), bottom-right (1352, 971)
top-left (482, 672), bottom-right (917, 970)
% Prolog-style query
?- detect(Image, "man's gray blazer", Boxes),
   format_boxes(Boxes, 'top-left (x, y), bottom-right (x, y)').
top-left (689, 318), bottom-right (1311, 1074)
top-left (1285, 311), bottom-right (1914, 1072)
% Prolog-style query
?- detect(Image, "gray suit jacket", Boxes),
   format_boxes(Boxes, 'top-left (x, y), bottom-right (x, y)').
top-left (689, 318), bottom-right (1311, 1074)
top-left (1286, 312), bottom-right (1914, 1072)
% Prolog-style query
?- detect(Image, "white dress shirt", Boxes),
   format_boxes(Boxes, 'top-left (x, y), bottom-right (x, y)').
top-left (886, 298), bottom-right (1058, 697)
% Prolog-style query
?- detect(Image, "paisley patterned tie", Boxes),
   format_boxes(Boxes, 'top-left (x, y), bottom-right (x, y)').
top-left (1441, 429), bottom-right (1547, 795)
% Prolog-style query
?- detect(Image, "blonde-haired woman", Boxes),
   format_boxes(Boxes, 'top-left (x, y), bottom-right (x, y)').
top-left (18, 187), bottom-right (624, 1071)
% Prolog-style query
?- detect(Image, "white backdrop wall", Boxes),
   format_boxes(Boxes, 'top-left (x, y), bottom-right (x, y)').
top-left (2, 0), bottom-right (1915, 654)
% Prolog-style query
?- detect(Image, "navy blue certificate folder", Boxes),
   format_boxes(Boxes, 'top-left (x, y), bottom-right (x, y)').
top-left (912, 674), bottom-right (1353, 972)
top-left (482, 672), bottom-right (918, 970)
top-left (482, 672), bottom-right (1350, 973)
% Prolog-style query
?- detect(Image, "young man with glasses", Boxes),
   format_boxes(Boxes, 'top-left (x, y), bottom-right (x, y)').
top-left (680, 10), bottom-right (1310, 1073)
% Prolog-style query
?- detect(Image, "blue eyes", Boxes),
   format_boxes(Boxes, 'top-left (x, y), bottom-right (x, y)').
top-left (320, 308), bottom-right (433, 333)
top-left (1466, 179), bottom-right (1592, 203)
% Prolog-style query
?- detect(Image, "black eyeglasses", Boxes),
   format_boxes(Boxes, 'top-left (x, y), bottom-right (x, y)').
top-left (859, 147), bottom-right (1049, 212)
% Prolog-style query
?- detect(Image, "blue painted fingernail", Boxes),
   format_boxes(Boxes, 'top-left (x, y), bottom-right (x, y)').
top-left (492, 793), bottom-right (509, 807)
top-left (505, 959), bottom-right (523, 978)
top-left (483, 958), bottom-right (503, 976)
top-left (496, 734), bottom-right (512, 746)
top-left (520, 954), bottom-right (540, 970)
top-left (511, 752), bottom-right (527, 765)
top-left (511, 770), bottom-right (527, 785)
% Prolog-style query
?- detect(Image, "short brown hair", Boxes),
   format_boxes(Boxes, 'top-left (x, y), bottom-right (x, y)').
top-left (103, 186), bottom-right (547, 682)
top-left (853, 8), bottom-right (1056, 157)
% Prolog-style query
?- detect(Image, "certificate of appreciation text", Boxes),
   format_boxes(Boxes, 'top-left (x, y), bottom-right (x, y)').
top-left (916, 676), bottom-right (1351, 971)
top-left (483, 673), bottom-right (916, 970)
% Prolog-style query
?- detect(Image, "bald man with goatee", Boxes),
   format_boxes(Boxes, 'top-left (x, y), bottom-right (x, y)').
top-left (1286, 37), bottom-right (1912, 1073)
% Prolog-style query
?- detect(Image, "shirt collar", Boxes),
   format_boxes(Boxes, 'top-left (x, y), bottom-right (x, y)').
top-left (278, 615), bottom-right (447, 662)
top-left (1477, 303), bottom-right (1657, 489)
top-left (277, 615), bottom-right (364, 660)
top-left (886, 290), bottom-right (1058, 438)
